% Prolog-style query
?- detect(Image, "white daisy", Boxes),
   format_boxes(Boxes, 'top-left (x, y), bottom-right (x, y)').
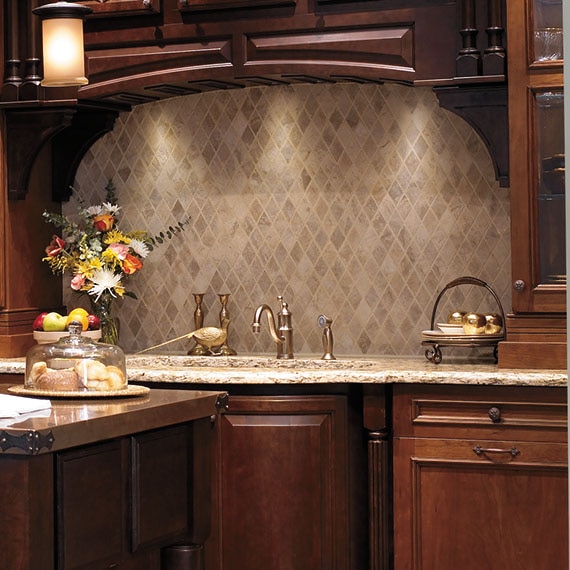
top-left (101, 202), bottom-right (121, 216)
top-left (85, 205), bottom-right (103, 216)
top-left (88, 268), bottom-right (122, 301)
top-left (129, 238), bottom-right (150, 258)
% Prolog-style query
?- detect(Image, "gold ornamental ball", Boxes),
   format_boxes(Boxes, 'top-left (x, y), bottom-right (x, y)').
top-left (447, 310), bottom-right (466, 325)
top-left (462, 312), bottom-right (486, 335)
top-left (485, 313), bottom-right (503, 334)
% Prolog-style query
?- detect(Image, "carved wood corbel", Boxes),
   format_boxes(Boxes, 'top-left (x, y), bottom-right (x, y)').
top-left (435, 85), bottom-right (509, 187)
top-left (51, 108), bottom-right (120, 201)
top-left (4, 106), bottom-right (120, 201)
top-left (5, 108), bottom-right (77, 200)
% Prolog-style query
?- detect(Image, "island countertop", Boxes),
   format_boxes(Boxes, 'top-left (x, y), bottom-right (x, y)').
top-left (0, 354), bottom-right (567, 387)
top-left (0, 386), bottom-right (227, 454)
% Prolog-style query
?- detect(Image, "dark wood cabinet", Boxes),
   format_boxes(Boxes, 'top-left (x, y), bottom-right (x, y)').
top-left (57, 425), bottom-right (192, 569)
top-left (204, 389), bottom-right (368, 570)
top-left (499, 0), bottom-right (566, 368)
top-left (0, 388), bottom-right (224, 570)
top-left (78, 0), bottom-right (161, 17)
top-left (178, 0), bottom-right (296, 11)
top-left (57, 440), bottom-right (127, 569)
top-left (392, 384), bottom-right (568, 569)
top-left (0, 1), bottom-right (509, 356)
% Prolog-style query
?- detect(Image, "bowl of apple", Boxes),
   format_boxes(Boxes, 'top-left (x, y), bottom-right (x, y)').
top-left (33, 308), bottom-right (102, 344)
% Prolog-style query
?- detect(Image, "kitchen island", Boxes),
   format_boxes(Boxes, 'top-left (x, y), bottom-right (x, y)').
top-left (0, 356), bottom-right (567, 570)
top-left (0, 386), bottom-right (228, 570)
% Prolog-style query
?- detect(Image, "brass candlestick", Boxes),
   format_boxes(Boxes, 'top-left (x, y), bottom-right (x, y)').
top-left (217, 293), bottom-right (237, 356)
top-left (188, 293), bottom-right (209, 356)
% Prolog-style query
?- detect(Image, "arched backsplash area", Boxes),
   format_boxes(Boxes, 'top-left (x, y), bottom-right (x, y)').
top-left (67, 82), bottom-right (511, 357)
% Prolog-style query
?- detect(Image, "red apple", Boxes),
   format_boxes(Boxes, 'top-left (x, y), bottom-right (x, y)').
top-left (87, 314), bottom-right (101, 330)
top-left (32, 312), bottom-right (48, 331)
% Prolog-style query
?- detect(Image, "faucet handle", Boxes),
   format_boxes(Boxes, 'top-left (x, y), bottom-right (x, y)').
top-left (277, 295), bottom-right (291, 316)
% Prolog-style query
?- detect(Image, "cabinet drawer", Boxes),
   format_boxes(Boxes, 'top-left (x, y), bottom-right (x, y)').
top-left (394, 436), bottom-right (568, 466)
top-left (393, 384), bottom-right (567, 442)
top-left (393, 436), bottom-right (568, 570)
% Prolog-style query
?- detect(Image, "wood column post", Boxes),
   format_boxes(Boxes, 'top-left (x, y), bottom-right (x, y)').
top-left (2, 0), bottom-right (22, 99)
top-left (364, 386), bottom-right (392, 570)
top-left (483, 0), bottom-right (506, 75)
top-left (21, 0), bottom-right (42, 99)
top-left (456, 0), bottom-right (481, 76)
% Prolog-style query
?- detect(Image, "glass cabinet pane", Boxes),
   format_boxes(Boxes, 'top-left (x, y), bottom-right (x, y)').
top-left (533, 0), bottom-right (563, 61)
top-left (536, 90), bottom-right (565, 284)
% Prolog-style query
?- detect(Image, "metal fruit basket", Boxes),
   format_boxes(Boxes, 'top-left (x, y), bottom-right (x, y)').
top-left (421, 276), bottom-right (506, 364)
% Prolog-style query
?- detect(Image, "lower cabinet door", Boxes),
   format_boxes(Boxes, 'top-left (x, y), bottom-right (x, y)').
top-left (131, 425), bottom-right (191, 550)
top-left (393, 437), bottom-right (569, 570)
top-left (56, 425), bottom-right (192, 570)
top-left (57, 440), bottom-right (126, 570)
top-left (213, 395), bottom-right (352, 570)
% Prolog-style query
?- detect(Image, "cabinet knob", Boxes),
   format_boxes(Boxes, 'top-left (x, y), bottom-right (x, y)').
top-left (513, 279), bottom-right (525, 292)
top-left (488, 406), bottom-right (501, 422)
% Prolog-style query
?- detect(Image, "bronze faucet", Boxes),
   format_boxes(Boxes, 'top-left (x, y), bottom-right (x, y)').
top-left (252, 295), bottom-right (294, 359)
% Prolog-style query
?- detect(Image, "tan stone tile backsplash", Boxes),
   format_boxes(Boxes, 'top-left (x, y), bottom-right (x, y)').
top-left (67, 83), bottom-right (511, 357)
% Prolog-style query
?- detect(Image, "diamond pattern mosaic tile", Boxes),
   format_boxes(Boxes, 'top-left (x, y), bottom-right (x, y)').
top-left (67, 83), bottom-right (512, 357)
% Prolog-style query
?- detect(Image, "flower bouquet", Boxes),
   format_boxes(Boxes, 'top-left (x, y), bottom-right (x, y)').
top-left (43, 180), bottom-right (189, 344)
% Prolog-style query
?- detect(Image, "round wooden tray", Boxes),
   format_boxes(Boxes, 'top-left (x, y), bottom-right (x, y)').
top-left (8, 384), bottom-right (150, 399)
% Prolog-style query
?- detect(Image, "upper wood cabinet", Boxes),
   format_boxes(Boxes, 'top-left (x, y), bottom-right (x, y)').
top-left (77, 0), bottom-right (161, 16)
top-left (178, 0), bottom-right (295, 10)
top-left (499, 0), bottom-right (565, 368)
top-left (0, 0), bottom-right (510, 355)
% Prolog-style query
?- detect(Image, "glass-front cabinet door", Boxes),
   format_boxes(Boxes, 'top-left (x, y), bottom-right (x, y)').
top-left (533, 0), bottom-right (563, 62)
top-left (508, 0), bottom-right (564, 315)
top-left (535, 89), bottom-right (564, 286)
top-left (500, 0), bottom-right (565, 368)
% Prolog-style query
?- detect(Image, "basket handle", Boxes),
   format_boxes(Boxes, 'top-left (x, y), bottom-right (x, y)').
top-left (429, 276), bottom-right (506, 331)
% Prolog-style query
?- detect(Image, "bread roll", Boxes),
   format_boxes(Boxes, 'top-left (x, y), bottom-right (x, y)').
top-left (30, 361), bottom-right (48, 383)
top-left (35, 368), bottom-right (79, 391)
top-left (106, 366), bottom-right (126, 390)
top-left (74, 359), bottom-right (109, 383)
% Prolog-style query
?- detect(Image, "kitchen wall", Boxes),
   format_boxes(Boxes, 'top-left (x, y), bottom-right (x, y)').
top-left (67, 83), bottom-right (511, 357)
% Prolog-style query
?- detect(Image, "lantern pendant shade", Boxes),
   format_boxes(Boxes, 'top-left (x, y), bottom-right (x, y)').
top-left (33, 2), bottom-right (93, 87)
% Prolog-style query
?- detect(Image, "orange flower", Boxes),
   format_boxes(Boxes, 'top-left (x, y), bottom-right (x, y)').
top-left (122, 254), bottom-right (143, 275)
top-left (93, 214), bottom-right (114, 231)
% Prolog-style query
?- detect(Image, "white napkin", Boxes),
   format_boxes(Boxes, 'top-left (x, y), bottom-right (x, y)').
top-left (0, 393), bottom-right (52, 418)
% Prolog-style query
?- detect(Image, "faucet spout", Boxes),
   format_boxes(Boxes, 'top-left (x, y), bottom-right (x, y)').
top-left (252, 296), bottom-right (294, 359)
top-left (252, 304), bottom-right (283, 346)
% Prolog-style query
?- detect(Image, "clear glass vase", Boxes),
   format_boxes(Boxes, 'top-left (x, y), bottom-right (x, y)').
top-left (90, 293), bottom-right (120, 345)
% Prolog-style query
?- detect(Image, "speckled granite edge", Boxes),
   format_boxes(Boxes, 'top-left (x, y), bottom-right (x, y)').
top-left (1, 355), bottom-right (567, 387)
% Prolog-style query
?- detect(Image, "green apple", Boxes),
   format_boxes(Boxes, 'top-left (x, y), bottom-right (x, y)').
top-left (42, 312), bottom-right (67, 332)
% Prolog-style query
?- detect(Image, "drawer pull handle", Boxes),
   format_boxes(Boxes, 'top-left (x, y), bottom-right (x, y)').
top-left (473, 445), bottom-right (520, 457)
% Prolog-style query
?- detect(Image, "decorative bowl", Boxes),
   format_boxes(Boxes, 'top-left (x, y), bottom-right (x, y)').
top-left (436, 323), bottom-right (465, 335)
top-left (33, 330), bottom-right (102, 344)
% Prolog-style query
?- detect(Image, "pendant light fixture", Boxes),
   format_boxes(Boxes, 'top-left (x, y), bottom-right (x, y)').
top-left (33, 1), bottom-right (93, 87)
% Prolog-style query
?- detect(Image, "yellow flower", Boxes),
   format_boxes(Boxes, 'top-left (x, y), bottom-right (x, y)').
top-left (104, 230), bottom-right (130, 245)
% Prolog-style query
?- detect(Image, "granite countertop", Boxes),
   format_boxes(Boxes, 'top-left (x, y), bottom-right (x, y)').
top-left (0, 354), bottom-right (566, 387)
